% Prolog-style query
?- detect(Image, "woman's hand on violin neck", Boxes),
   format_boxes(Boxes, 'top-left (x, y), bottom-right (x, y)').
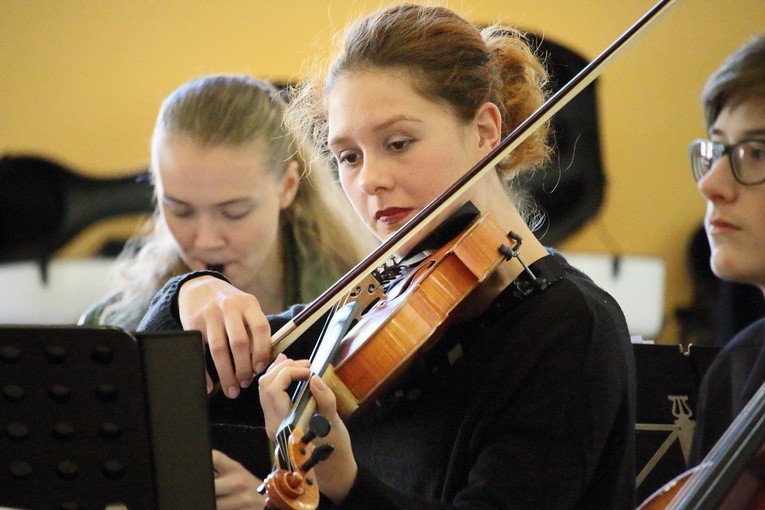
top-left (309, 374), bottom-right (358, 505)
top-left (258, 354), bottom-right (312, 438)
top-left (178, 275), bottom-right (272, 398)
top-left (212, 449), bottom-right (267, 510)
top-left (258, 355), bottom-right (358, 505)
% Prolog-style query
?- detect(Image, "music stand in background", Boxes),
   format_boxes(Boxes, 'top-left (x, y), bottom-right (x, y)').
top-left (633, 342), bottom-right (721, 503)
top-left (0, 326), bottom-right (215, 510)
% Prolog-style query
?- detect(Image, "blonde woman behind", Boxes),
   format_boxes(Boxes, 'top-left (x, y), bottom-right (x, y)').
top-left (80, 75), bottom-right (372, 331)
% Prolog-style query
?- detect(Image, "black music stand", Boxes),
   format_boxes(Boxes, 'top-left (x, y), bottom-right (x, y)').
top-left (634, 342), bottom-right (721, 503)
top-left (0, 326), bottom-right (216, 510)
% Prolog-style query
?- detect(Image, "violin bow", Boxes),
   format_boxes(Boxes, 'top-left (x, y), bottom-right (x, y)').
top-left (270, 0), bottom-right (681, 356)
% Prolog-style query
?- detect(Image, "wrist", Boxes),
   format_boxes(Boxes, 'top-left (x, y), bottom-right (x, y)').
top-left (320, 459), bottom-right (357, 505)
top-left (171, 270), bottom-right (230, 325)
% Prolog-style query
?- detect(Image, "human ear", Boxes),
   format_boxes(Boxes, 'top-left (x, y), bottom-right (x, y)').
top-left (473, 101), bottom-right (502, 151)
top-left (278, 160), bottom-right (301, 209)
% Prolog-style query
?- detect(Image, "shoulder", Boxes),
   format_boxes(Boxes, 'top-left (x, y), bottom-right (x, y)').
top-left (691, 317), bottom-right (765, 463)
top-left (702, 317), bottom-right (765, 403)
top-left (719, 319), bottom-right (765, 357)
top-left (706, 319), bottom-right (765, 379)
top-left (531, 251), bottom-right (630, 342)
top-left (473, 251), bottom-right (632, 379)
top-left (491, 251), bottom-right (634, 387)
top-left (78, 292), bottom-right (122, 325)
top-left (559, 252), bottom-right (625, 312)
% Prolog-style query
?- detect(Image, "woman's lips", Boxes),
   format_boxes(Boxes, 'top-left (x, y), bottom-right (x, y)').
top-left (375, 207), bottom-right (412, 224)
top-left (708, 219), bottom-right (739, 235)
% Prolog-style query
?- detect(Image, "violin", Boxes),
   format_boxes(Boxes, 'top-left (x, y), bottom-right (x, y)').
top-left (262, 209), bottom-right (521, 509)
top-left (259, 1), bottom-right (681, 507)
top-left (638, 380), bottom-right (765, 509)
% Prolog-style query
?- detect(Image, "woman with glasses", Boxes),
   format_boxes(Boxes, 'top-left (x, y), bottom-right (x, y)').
top-left (687, 33), bottom-right (765, 465)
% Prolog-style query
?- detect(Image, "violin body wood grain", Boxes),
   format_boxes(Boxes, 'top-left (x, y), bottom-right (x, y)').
top-left (331, 215), bottom-right (511, 410)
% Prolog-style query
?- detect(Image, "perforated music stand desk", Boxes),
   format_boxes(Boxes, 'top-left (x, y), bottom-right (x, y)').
top-left (0, 325), bottom-right (216, 509)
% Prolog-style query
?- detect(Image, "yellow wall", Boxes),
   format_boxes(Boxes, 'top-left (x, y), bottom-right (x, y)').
top-left (2, 0), bottom-right (764, 344)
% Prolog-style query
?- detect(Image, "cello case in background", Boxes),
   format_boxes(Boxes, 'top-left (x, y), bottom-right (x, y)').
top-left (0, 154), bottom-right (153, 266)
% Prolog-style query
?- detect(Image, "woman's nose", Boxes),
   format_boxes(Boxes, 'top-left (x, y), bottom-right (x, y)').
top-left (698, 155), bottom-right (737, 202)
top-left (357, 158), bottom-right (394, 195)
top-left (193, 215), bottom-right (225, 248)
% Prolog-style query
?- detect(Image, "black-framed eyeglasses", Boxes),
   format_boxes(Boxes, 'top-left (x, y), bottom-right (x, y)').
top-left (689, 138), bottom-right (765, 186)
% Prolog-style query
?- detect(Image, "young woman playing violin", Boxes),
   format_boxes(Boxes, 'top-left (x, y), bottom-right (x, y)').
top-left (139, 4), bottom-right (636, 508)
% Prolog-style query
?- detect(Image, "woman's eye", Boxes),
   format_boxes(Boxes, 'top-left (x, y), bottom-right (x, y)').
top-left (223, 212), bottom-right (249, 220)
top-left (338, 151), bottom-right (360, 165)
top-left (221, 206), bottom-right (253, 220)
top-left (750, 141), bottom-right (765, 161)
top-left (388, 139), bottom-right (411, 152)
top-left (166, 205), bottom-right (193, 219)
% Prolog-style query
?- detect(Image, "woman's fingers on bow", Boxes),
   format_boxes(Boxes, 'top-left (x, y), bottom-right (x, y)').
top-left (212, 449), bottom-right (265, 510)
top-left (178, 276), bottom-right (272, 398)
top-left (241, 303), bottom-right (272, 383)
top-left (206, 314), bottom-right (238, 398)
top-left (218, 301), bottom-right (268, 396)
top-left (178, 278), bottom-right (239, 385)
top-left (258, 354), bottom-right (311, 438)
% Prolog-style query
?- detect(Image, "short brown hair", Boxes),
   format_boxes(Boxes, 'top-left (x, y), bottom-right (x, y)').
top-left (702, 34), bottom-right (765, 129)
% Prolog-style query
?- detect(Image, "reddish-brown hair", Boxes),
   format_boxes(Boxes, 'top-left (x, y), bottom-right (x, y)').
top-left (286, 3), bottom-right (551, 179)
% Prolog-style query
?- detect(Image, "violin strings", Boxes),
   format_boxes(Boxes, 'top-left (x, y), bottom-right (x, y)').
top-left (276, 426), bottom-right (294, 471)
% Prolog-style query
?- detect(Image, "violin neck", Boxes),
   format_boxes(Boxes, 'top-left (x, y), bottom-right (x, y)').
top-left (283, 384), bottom-right (318, 436)
top-left (279, 301), bottom-right (360, 436)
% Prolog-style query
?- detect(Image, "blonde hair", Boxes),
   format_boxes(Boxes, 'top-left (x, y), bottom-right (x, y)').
top-left (96, 75), bottom-right (370, 329)
top-left (285, 3), bottom-right (550, 218)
